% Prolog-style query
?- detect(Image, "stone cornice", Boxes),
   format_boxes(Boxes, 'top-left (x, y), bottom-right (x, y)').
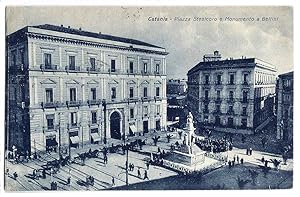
top-left (26, 32), bottom-right (169, 56)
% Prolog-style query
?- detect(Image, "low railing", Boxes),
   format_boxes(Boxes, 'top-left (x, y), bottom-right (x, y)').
top-left (40, 64), bottom-right (58, 71)
top-left (66, 100), bottom-right (82, 107)
top-left (41, 101), bottom-right (63, 109)
top-left (87, 99), bottom-right (102, 105)
top-left (65, 66), bottom-right (81, 71)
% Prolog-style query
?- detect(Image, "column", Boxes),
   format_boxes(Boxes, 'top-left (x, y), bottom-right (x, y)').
top-left (60, 77), bottom-right (63, 103)
top-left (59, 46), bottom-right (62, 68)
top-left (34, 77), bottom-right (38, 105)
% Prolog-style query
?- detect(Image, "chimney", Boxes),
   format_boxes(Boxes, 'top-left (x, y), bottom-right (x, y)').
top-left (60, 24), bottom-right (63, 27)
top-left (79, 27), bottom-right (82, 30)
top-left (68, 26), bottom-right (70, 28)
top-left (99, 32), bottom-right (102, 34)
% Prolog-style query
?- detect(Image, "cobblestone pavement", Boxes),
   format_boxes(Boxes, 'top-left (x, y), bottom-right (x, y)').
top-left (4, 127), bottom-right (293, 191)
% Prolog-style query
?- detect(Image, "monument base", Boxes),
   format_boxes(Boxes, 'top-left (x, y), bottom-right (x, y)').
top-left (165, 144), bottom-right (205, 166)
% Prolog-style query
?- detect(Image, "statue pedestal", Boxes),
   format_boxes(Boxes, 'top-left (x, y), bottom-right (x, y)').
top-left (166, 144), bottom-right (205, 166)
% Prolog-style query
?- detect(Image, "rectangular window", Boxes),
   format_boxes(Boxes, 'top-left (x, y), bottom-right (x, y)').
top-left (90, 58), bottom-right (96, 70)
top-left (91, 88), bottom-right (97, 100)
top-left (217, 90), bottom-right (221, 100)
top-left (111, 87), bottom-right (116, 100)
top-left (91, 111), bottom-right (97, 124)
top-left (241, 119), bottom-right (247, 128)
top-left (156, 105), bottom-right (160, 115)
top-left (143, 87), bottom-right (148, 98)
top-left (204, 104), bottom-right (209, 112)
top-left (20, 50), bottom-right (25, 65)
top-left (129, 87), bottom-right (134, 98)
top-left (230, 74), bottom-right (235, 84)
top-left (70, 88), bottom-right (76, 101)
top-left (243, 91), bottom-right (248, 102)
top-left (130, 108), bottom-right (134, 119)
top-left (45, 88), bottom-right (53, 103)
top-left (243, 74), bottom-right (248, 84)
top-left (217, 75), bottom-right (222, 84)
top-left (156, 87), bottom-right (160, 97)
top-left (156, 64), bottom-right (160, 74)
top-left (216, 104), bottom-right (221, 112)
top-left (229, 91), bottom-right (234, 100)
top-left (111, 59), bottom-right (116, 72)
top-left (205, 75), bottom-right (209, 84)
top-left (46, 114), bottom-right (54, 130)
top-left (69, 56), bottom-right (75, 70)
top-left (70, 112), bottom-right (77, 126)
top-left (129, 61), bottom-right (134, 73)
top-left (205, 90), bottom-right (209, 100)
top-left (144, 63), bottom-right (148, 73)
top-left (228, 118), bottom-right (234, 127)
top-left (44, 53), bottom-right (52, 68)
top-left (242, 107), bottom-right (247, 115)
top-left (143, 106), bottom-right (148, 116)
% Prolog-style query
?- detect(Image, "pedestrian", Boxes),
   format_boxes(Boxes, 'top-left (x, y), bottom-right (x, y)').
top-left (158, 147), bottom-right (161, 153)
top-left (137, 168), bottom-right (141, 178)
top-left (6, 168), bottom-right (9, 175)
top-left (232, 160), bottom-right (235, 167)
top-left (246, 148), bottom-right (249, 155)
top-left (143, 170), bottom-right (149, 180)
top-left (104, 155), bottom-right (108, 164)
top-left (132, 163), bottom-right (135, 171)
top-left (261, 156), bottom-right (265, 163)
top-left (237, 155), bottom-right (239, 164)
top-left (146, 161), bottom-right (150, 170)
top-left (13, 172), bottom-right (18, 180)
top-left (33, 169), bottom-right (37, 178)
top-left (233, 155), bottom-right (236, 163)
top-left (42, 169), bottom-right (46, 179)
top-left (228, 161), bottom-right (231, 168)
top-left (240, 158), bottom-right (244, 164)
top-left (249, 148), bottom-right (253, 155)
top-left (112, 177), bottom-right (115, 186)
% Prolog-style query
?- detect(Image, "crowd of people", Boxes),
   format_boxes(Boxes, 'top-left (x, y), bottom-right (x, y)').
top-left (195, 137), bottom-right (232, 153)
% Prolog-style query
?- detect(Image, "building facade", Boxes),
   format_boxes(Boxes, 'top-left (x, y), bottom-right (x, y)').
top-left (276, 71), bottom-right (293, 143)
top-left (166, 78), bottom-right (187, 96)
top-left (6, 24), bottom-right (168, 153)
top-left (187, 51), bottom-right (277, 134)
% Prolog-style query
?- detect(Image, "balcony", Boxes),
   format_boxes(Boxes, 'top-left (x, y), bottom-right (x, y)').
top-left (215, 81), bottom-right (223, 86)
top-left (141, 97), bottom-right (152, 102)
top-left (66, 100), bottom-right (82, 107)
top-left (65, 66), bottom-right (81, 72)
top-left (213, 110), bottom-right (222, 115)
top-left (86, 67), bottom-right (101, 73)
top-left (67, 123), bottom-right (80, 130)
top-left (241, 99), bottom-right (248, 103)
top-left (227, 82), bottom-right (235, 86)
top-left (141, 70), bottom-right (151, 76)
top-left (226, 110), bottom-right (235, 115)
top-left (127, 69), bottom-right (139, 75)
top-left (40, 64), bottom-right (58, 71)
top-left (108, 68), bottom-right (121, 74)
top-left (154, 96), bottom-right (163, 102)
top-left (242, 81), bottom-right (249, 85)
top-left (227, 98), bottom-right (235, 103)
top-left (154, 71), bottom-right (162, 76)
top-left (44, 125), bottom-right (57, 132)
top-left (41, 101), bottom-right (63, 109)
top-left (128, 97), bottom-right (139, 102)
top-left (203, 98), bottom-right (210, 103)
top-left (215, 98), bottom-right (222, 103)
top-left (87, 99), bottom-right (102, 106)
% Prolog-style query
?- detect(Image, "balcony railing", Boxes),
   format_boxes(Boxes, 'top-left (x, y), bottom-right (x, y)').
top-left (86, 67), bottom-right (101, 72)
top-left (40, 64), bottom-right (58, 71)
top-left (67, 123), bottom-right (80, 129)
top-left (65, 66), bottom-right (81, 71)
top-left (141, 70), bottom-right (151, 76)
top-left (154, 96), bottom-right (163, 101)
top-left (141, 97), bottom-right (152, 102)
top-left (227, 110), bottom-right (235, 115)
top-left (66, 100), bottom-right (82, 107)
top-left (108, 68), bottom-right (121, 74)
top-left (227, 82), bottom-right (235, 85)
top-left (41, 101), bottom-right (63, 109)
top-left (215, 81), bottom-right (222, 85)
top-left (87, 99), bottom-right (102, 106)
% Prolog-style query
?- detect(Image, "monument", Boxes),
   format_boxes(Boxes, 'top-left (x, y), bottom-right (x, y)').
top-left (165, 112), bottom-right (205, 166)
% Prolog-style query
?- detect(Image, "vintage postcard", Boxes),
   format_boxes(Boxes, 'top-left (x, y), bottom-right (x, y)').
top-left (4, 6), bottom-right (293, 191)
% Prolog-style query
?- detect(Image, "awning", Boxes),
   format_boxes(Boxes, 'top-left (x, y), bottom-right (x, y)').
top-left (129, 125), bottom-right (138, 133)
top-left (70, 136), bottom-right (80, 144)
top-left (91, 133), bottom-right (101, 142)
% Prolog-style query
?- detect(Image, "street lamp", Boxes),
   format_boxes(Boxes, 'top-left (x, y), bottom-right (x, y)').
top-left (102, 100), bottom-right (107, 145)
top-left (123, 133), bottom-right (129, 186)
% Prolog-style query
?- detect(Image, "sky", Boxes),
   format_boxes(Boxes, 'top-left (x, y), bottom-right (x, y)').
top-left (6, 6), bottom-right (293, 79)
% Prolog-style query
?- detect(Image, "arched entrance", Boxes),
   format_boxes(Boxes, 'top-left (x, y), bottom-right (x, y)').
top-left (110, 111), bottom-right (121, 139)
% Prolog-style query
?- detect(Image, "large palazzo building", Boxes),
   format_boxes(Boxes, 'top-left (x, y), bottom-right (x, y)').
top-left (276, 71), bottom-right (293, 143)
top-left (187, 51), bottom-right (277, 134)
top-left (6, 24), bottom-right (168, 153)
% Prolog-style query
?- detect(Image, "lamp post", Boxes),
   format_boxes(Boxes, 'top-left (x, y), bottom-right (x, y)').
top-left (123, 133), bottom-right (129, 187)
top-left (102, 100), bottom-right (107, 145)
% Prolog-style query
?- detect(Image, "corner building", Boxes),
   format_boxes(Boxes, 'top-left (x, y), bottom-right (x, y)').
top-left (187, 51), bottom-right (277, 134)
top-left (6, 24), bottom-right (168, 153)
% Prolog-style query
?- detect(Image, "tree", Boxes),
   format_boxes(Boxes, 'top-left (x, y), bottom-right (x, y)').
top-left (248, 169), bottom-right (259, 185)
top-left (166, 134), bottom-right (173, 143)
top-left (178, 130), bottom-right (183, 139)
top-left (236, 176), bottom-right (250, 189)
top-left (270, 159), bottom-right (281, 170)
top-left (152, 136), bottom-right (160, 146)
